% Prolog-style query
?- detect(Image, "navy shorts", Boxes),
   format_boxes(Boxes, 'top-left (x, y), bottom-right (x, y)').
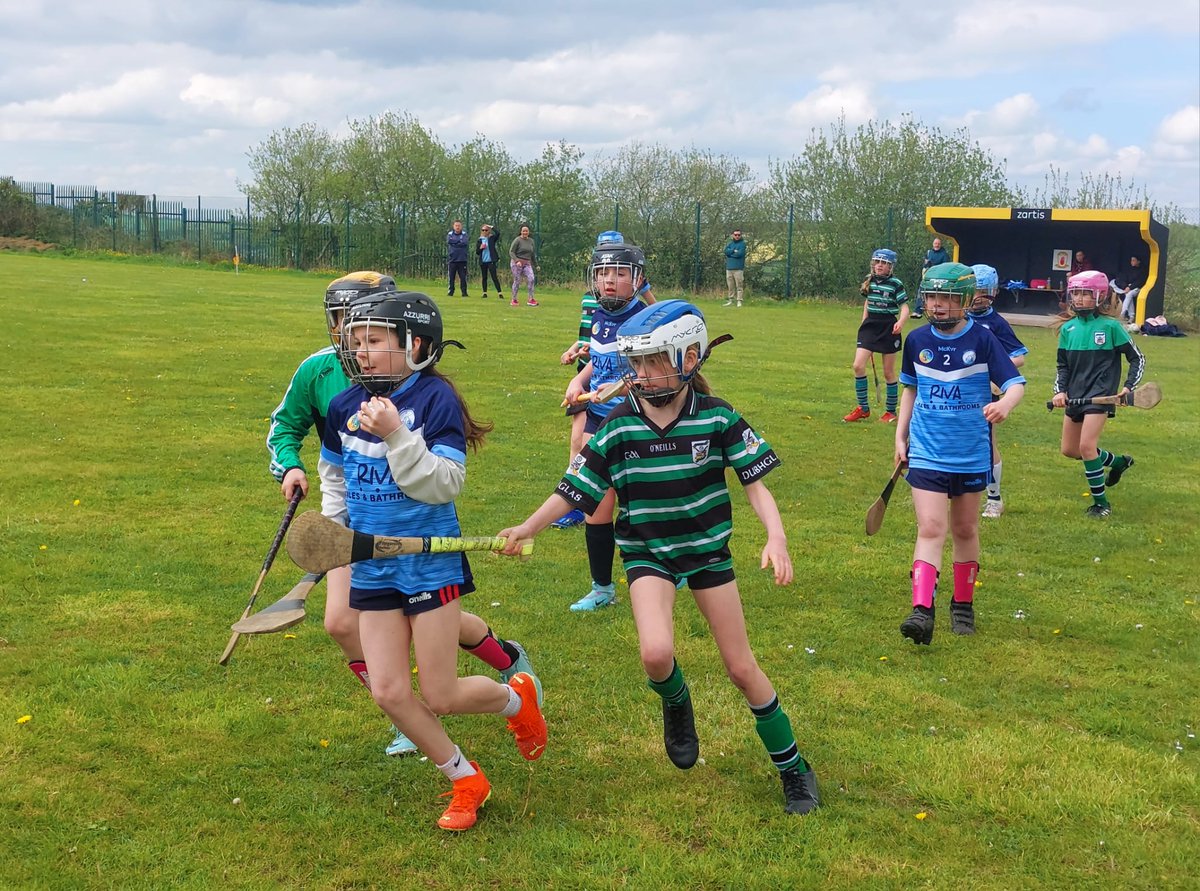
top-left (906, 467), bottom-right (988, 497)
top-left (626, 562), bottom-right (735, 591)
top-left (584, 409), bottom-right (607, 435)
top-left (350, 582), bottom-right (472, 615)
top-left (856, 315), bottom-right (902, 354)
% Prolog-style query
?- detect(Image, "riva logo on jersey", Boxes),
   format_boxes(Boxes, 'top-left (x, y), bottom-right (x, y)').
top-left (399, 408), bottom-right (416, 430)
top-left (356, 464), bottom-right (395, 485)
top-left (1094, 332), bottom-right (1107, 346)
top-left (919, 349), bottom-right (934, 364)
top-left (691, 441), bottom-right (710, 464)
top-left (930, 384), bottom-right (962, 400)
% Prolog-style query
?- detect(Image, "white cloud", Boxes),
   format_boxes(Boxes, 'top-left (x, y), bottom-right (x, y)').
top-left (1156, 105), bottom-right (1200, 145)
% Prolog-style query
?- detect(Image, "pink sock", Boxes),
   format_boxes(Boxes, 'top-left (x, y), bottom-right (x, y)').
top-left (953, 561), bottom-right (979, 603)
top-left (911, 560), bottom-right (939, 609)
top-left (348, 660), bottom-right (371, 689)
top-left (462, 633), bottom-right (511, 671)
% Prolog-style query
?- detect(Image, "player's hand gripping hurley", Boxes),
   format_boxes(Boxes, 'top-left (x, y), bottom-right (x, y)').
top-left (1046, 381), bottom-right (1162, 411)
top-left (285, 510), bottom-right (533, 574)
top-left (218, 490), bottom-right (302, 664)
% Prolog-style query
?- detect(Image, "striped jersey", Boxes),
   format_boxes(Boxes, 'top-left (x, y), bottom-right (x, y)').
top-left (865, 275), bottom-right (908, 316)
top-left (557, 389), bottom-right (781, 578)
top-left (1053, 314), bottom-right (1145, 400)
top-left (320, 373), bottom-right (472, 593)
top-left (587, 298), bottom-right (646, 420)
top-left (900, 319), bottom-right (1025, 474)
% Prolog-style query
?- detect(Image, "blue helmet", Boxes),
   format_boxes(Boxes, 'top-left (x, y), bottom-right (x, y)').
top-left (871, 248), bottom-right (897, 266)
top-left (596, 230), bottom-right (624, 246)
top-left (969, 264), bottom-right (999, 314)
top-left (616, 300), bottom-right (708, 406)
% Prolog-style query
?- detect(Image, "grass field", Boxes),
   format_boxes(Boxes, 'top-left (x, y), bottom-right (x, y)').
top-left (1, 252), bottom-right (1197, 890)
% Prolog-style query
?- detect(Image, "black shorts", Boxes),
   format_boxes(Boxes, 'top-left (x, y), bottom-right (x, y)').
top-left (627, 563), bottom-right (736, 590)
top-left (906, 467), bottom-right (988, 496)
top-left (350, 582), bottom-right (472, 615)
top-left (1065, 405), bottom-right (1116, 421)
top-left (856, 315), bottom-right (902, 354)
top-left (565, 400), bottom-right (589, 417)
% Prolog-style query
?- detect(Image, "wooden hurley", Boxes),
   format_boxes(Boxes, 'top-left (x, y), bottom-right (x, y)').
top-left (1046, 381), bottom-right (1162, 411)
top-left (285, 510), bottom-right (532, 574)
top-left (865, 463), bottom-right (906, 536)
top-left (230, 572), bottom-right (324, 634)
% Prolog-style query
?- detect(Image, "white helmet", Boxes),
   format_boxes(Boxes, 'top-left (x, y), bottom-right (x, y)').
top-left (616, 300), bottom-right (707, 406)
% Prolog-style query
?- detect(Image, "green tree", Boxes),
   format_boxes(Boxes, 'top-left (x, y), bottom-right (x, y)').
top-left (0, 177), bottom-right (40, 238)
top-left (767, 116), bottom-right (1014, 298)
top-left (522, 140), bottom-right (597, 280)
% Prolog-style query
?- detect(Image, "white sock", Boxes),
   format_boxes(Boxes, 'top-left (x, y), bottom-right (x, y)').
top-left (986, 461), bottom-right (1002, 499)
top-left (436, 746), bottom-right (477, 781)
top-left (500, 684), bottom-right (522, 717)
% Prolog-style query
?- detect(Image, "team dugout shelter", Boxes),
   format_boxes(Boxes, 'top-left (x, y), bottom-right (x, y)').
top-left (925, 207), bottom-right (1169, 323)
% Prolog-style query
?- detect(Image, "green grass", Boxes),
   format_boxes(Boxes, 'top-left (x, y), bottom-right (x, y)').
top-left (1, 253), bottom-right (1197, 890)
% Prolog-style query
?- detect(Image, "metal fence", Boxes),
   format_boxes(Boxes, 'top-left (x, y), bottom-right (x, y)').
top-left (13, 180), bottom-right (1199, 302)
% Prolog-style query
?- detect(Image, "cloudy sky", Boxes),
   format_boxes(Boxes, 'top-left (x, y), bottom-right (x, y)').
top-left (2, 0), bottom-right (1197, 209)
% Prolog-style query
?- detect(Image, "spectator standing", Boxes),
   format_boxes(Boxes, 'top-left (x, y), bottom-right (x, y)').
top-left (916, 237), bottom-right (952, 318)
top-left (723, 229), bottom-right (746, 307)
top-left (509, 225), bottom-right (539, 307)
top-left (447, 220), bottom-right (469, 297)
top-left (477, 224), bottom-right (502, 299)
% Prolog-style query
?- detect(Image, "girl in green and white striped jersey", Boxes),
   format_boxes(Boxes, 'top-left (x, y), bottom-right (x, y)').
top-left (500, 301), bottom-right (820, 815)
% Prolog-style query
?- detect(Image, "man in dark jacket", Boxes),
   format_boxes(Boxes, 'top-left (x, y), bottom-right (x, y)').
top-left (447, 220), bottom-right (469, 297)
top-left (914, 237), bottom-right (951, 317)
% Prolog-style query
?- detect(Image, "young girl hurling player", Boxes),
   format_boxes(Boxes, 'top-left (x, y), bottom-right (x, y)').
top-left (1050, 270), bottom-right (1145, 518)
top-left (501, 300), bottom-right (820, 815)
top-left (319, 291), bottom-right (547, 831)
top-left (845, 248), bottom-right (909, 423)
top-left (559, 241), bottom-right (650, 610)
top-left (895, 264), bottom-right (1025, 645)
top-left (968, 264), bottom-right (1029, 518)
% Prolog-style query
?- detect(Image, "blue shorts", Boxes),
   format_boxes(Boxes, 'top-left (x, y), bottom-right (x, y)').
top-left (350, 581), bottom-right (472, 615)
top-left (906, 467), bottom-right (987, 497)
top-left (584, 409), bottom-right (606, 434)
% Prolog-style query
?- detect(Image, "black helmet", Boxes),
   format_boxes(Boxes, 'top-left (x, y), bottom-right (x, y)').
top-left (589, 242), bottom-right (646, 313)
top-left (340, 291), bottom-right (455, 395)
top-left (323, 271), bottom-right (396, 331)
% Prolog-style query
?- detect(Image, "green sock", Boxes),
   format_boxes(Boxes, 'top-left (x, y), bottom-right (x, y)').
top-left (886, 381), bottom-right (898, 413)
top-left (1098, 448), bottom-right (1114, 467)
top-left (854, 376), bottom-right (869, 411)
top-left (751, 696), bottom-right (802, 772)
top-left (1084, 456), bottom-right (1108, 505)
top-left (647, 660), bottom-right (690, 707)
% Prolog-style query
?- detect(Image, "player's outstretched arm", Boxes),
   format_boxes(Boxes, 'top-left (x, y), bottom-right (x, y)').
top-left (743, 480), bottom-right (793, 586)
top-left (499, 494), bottom-right (577, 556)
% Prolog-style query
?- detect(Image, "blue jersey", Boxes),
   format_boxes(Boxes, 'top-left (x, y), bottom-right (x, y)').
top-left (900, 319), bottom-right (1024, 474)
top-left (321, 373), bottom-right (472, 592)
top-left (588, 298), bottom-right (646, 421)
top-left (969, 307), bottom-right (1028, 360)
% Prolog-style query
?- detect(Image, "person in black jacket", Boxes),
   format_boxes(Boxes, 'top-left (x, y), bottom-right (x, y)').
top-left (1111, 255), bottom-right (1146, 323)
top-left (476, 224), bottom-right (502, 299)
top-left (447, 220), bottom-right (469, 297)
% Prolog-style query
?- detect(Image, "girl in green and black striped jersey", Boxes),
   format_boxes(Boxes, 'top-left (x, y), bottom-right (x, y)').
top-left (500, 300), bottom-right (820, 816)
top-left (845, 248), bottom-right (909, 423)
top-left (1050, 270), bottom-right (1145, 518)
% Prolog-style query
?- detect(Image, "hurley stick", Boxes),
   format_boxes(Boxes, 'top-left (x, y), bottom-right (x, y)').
top-left (218, 490), bottom-right (303, 665)
top-left (1046, 381), bottom-right (1162, 411)
top-left (865, 462), bottom-right (906, 536)
top-left (286, 510), bottom-right (533, 574)
top-left (230, 572), bottom-right (324, 634)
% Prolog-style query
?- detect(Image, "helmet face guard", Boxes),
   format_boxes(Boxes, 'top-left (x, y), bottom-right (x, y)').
top-left (1067, 270), bottom-right (1110, 316)
top-left (616, 300), bottom-right (708, 407)
top-left (969, 264), bottom-right (999, 314)
top-left (589, 243), bottom-right (646, 313)
top-left (340, 292), bottom-right (446, 396)
top-left (871, 248), bottom-right (897, 274)
top-left (919, 263), bottom-right (976, 330)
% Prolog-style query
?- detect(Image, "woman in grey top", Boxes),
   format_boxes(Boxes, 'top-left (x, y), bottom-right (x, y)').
top-left (509, 225), bottom-right (539, 307)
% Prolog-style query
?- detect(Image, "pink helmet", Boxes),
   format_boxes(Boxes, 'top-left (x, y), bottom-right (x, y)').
top-left (1067, 269), bottom-right (1110, 310)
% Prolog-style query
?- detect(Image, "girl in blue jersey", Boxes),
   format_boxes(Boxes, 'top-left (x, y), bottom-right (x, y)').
top-left (968, 264), bottom-right (1029, 519)
top-left (560, 241), bottom-right (649, 611)
top-left (895, 263), bottom-right (1026, 645)
top-left (319, 291), bottom-right (546, 831)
